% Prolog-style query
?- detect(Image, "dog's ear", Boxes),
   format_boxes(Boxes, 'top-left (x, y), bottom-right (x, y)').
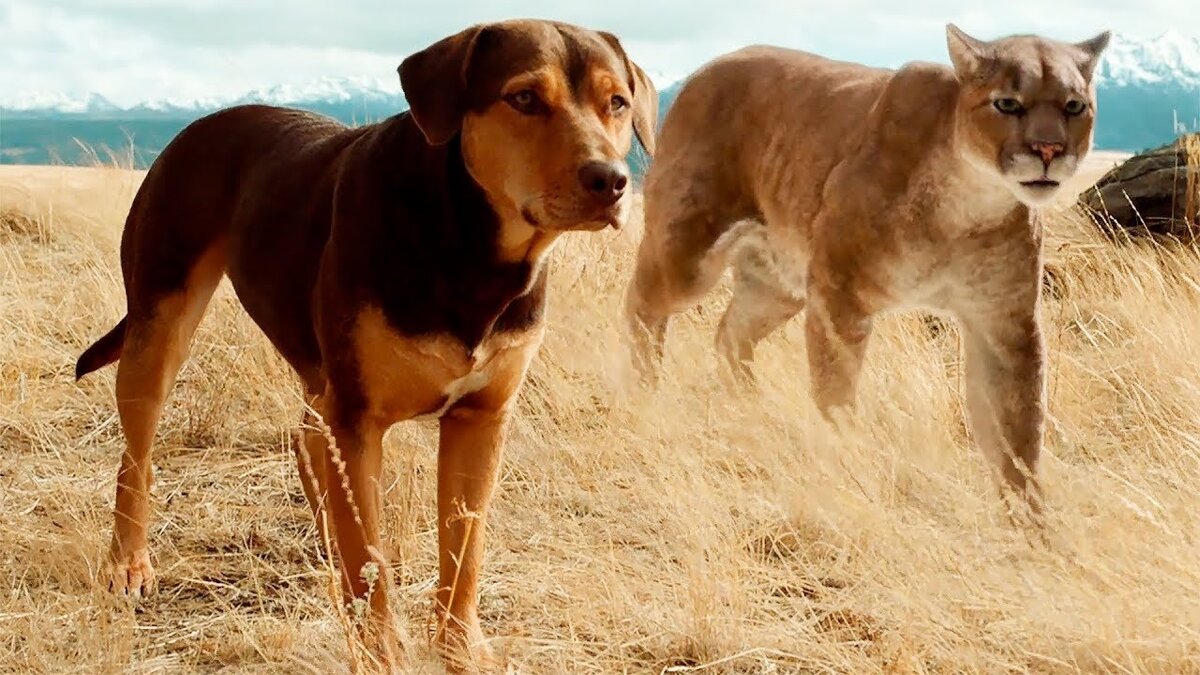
top-left (627, 59), bottom-right (659, 157)
top-left (398, 25), bottom-right (486, 145)
top-left (600, 32), bottom-right (658, 157)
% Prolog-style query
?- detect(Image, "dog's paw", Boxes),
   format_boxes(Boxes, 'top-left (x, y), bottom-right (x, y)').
top-left (106, 547), bottom-right (157, 600)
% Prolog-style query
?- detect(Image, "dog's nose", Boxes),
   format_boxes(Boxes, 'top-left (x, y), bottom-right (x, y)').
top-left (578, 161), bottom-right (628, 206)
top-left (1030, 141), bottom-right (1065, 166)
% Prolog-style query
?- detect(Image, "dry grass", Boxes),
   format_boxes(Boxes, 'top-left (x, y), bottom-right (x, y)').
top-left (1184, 135), bottom-right (1200, 229)
top-left (4, 156), bottom-right (1200, 674)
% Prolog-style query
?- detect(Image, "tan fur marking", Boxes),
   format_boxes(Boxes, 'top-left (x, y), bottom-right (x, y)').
top-left (432, 321), bottom-right (542, 670)
top-left (353, 306), bottom-right (545, 427)
top-left (108, 239), bottom-right (228, 597)
top-left (317, 411), bottom-right (400, 666)
top-left (293, 394), bottom-right (331, 543)
top-left (348, 307), bottom-right (544, 669)
top-left (462, 60), bottom-right (639, 250)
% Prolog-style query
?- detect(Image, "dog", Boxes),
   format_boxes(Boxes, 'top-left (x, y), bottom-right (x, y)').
top-left (74, 18), bottom-right (656, 671)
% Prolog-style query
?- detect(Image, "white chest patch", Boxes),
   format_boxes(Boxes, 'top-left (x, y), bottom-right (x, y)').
top-left (879, 253), bottom-right (954, 313)
top-left (356, 305), bottom-right (543, 424)
top-left (939, 156), bottom-right (1022, 227)
top-left (413, 368), bottom-right (492, 422)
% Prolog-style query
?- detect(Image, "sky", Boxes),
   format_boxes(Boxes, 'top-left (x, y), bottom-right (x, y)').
top-left (3, 1), bottom-right (1198, 107)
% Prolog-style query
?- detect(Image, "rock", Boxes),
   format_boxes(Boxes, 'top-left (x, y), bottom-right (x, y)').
top-left (1079, 134), bottom-right (1200, 239)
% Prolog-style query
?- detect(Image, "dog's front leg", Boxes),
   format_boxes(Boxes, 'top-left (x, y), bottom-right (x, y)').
top-left (434, 403), bottom-right (509, 672)
top-left (432, 331), bottom-right (540, 673)
top-left (321, 408), bottom-right (402, 669)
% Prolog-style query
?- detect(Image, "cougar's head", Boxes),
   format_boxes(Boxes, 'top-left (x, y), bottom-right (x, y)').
top-left (946, 24), bottom-right (1110, 207)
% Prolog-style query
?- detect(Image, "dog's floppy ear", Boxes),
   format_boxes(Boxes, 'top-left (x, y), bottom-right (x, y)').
top-left (398, 25), bottom-right (486, 145)
top-left (600, 32), bottom-right (658, 157)
top-left (627, 59), bottom-right (659, 157)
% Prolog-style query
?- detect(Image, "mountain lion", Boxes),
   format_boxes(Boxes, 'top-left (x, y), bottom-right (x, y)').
top-left (625, 25), bottom-right (1110, 512)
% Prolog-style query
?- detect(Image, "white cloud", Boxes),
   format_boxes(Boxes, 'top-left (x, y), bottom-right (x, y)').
top-left (2, 0), bottom-right (1195, 106)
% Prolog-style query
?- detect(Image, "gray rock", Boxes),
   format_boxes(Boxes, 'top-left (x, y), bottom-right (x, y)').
top-left (1079, 134), bottom-right (1200, 239)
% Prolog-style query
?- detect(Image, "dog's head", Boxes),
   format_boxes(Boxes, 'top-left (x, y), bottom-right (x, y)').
top-left (399, 19), bottom-right (658, 232)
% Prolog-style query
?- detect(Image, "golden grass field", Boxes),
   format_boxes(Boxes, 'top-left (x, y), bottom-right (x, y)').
top-left (5, 149), bottom-right (1200, 674)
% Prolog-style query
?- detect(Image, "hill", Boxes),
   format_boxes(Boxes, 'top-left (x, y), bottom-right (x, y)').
top-left (3, 32), bottom-right (1195, 170)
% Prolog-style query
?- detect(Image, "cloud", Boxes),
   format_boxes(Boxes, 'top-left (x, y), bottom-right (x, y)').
top-left (1, 1), bottom-right (1194, 106)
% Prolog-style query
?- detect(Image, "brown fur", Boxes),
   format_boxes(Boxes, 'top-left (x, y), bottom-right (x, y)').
top-left (74, 18), bottom-right (656, 672)
top-left (625, 25), bottom-right (1109, 515)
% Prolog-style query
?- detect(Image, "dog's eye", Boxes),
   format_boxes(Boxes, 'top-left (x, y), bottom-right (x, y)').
top-left (993, 97), bottom-right (1025, 115)
top-left (610, 95), bottom-right (629, 113)
top-left (506, 89), bottom-right (541, 115)
top-left (1063, 99), bottom-right (1087, 116)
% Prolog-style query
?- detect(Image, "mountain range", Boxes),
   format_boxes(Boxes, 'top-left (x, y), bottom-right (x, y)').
top-left (2, 32), bottom-right (1198, 168)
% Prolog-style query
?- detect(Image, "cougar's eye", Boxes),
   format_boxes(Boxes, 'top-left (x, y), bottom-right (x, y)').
top-left (1064, 99), bottom-right (1088, 116)
top-left (993, 97), bottom-right (1025, 115)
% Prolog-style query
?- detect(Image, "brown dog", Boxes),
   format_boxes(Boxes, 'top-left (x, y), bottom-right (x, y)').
top-left (74, 18), bottom-right (656, 671)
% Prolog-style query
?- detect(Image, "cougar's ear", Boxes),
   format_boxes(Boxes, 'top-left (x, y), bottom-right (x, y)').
top-left (945, 23), bottom-right (991, 79)
top-left (398, 25), bottom-right (488, 145)
top-left (600, 31), bottom-right (658, 156)
top-left (1074, 30), bottom-right (1112, 82)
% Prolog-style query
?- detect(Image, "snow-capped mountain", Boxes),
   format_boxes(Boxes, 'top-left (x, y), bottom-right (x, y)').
top-left (237, 76), bottom-right (399, 106)
top-left (1, 70), bottom-right (689, 119)
top-left (1098, 30), bottom-right (1200, 87)
top-left (2, 91), bottom-right (122, 116)
top-left (1, 75), bottom-right (405, 120)
top-left (2, 31), bottom-right (1198, 167)
top-left (7, 31), bottom-right (1194, 121)
top-left (1091, 32), bottom-right (1200, 150)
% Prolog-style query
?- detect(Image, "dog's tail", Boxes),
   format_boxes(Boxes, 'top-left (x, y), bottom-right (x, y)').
top-left (75, 317), bottom-right (127, 381)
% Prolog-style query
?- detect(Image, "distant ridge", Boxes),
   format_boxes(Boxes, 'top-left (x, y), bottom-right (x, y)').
top-left (2, 33), bottom-right (1197, 167)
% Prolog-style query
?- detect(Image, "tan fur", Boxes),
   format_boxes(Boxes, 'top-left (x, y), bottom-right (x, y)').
top-left (292, 398), bottom-right (332, 544)
top-left (432, 327), bottom-right (542, 670)
top-left (625, 26), bottom-right (1110, 514)
top-left (462, 61), bottom-right (638, 254)
top-left (108, 240), bottom-right (228, 597)
top-left (323, 307), bottom-right (545, 668)
top-left (352, 306), bottom-right (544, 426)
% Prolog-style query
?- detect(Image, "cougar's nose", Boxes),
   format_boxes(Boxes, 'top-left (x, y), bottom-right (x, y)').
top-left (1030, 141), bottom-right (1065, 167)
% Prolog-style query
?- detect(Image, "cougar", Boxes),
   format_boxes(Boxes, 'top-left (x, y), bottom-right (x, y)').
top-left (625, 25), bottom-right (1110, 511)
